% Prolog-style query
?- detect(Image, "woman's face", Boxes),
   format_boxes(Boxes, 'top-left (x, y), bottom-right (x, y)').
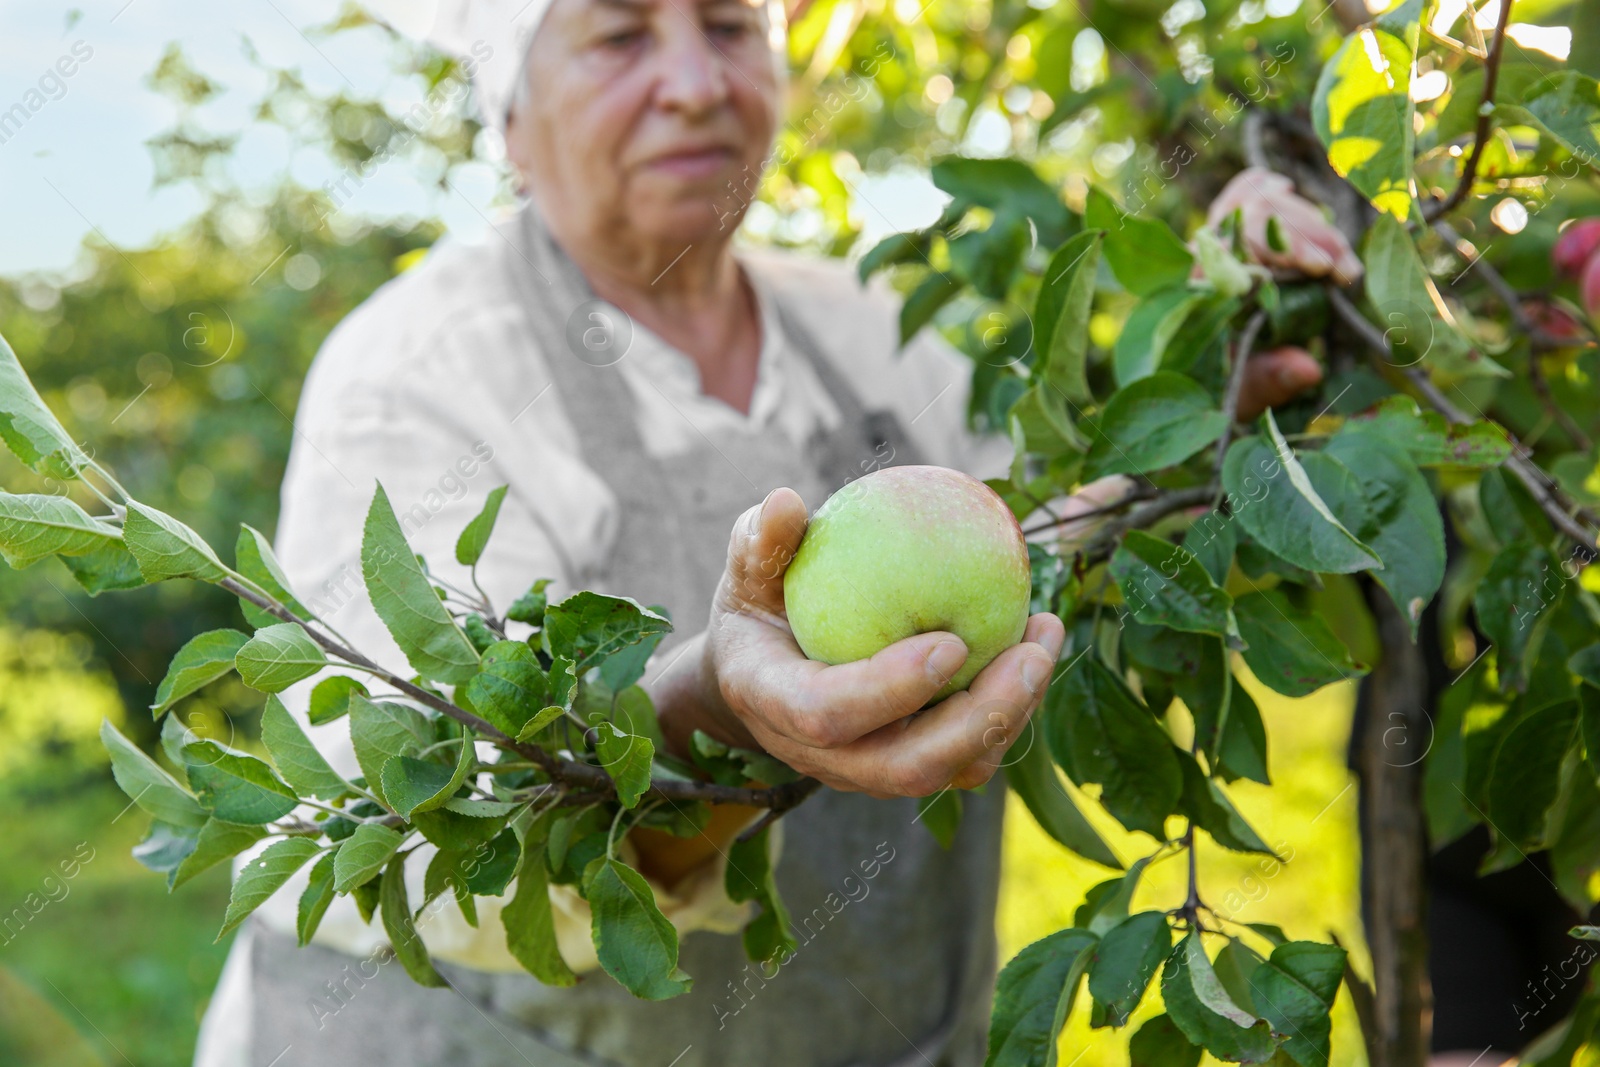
top-left (508, 0), bottom-right (782, 251)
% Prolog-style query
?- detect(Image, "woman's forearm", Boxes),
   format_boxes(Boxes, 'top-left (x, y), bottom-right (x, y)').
top-left (647, 629), bottom-right (763, 763)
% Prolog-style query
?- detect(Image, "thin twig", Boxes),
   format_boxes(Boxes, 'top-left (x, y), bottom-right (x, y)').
top-left (1423, 0), bottom-right (1516, 221)
top-left (1216, 309), bottom-right (1272, 477)
top-left (735, 779), bottom-right (825, 843)
top-left (1018, 484), bottom-right (1157, 538)
top-left (1326, 287), bottom-right (1599, 550)
top-left (1079, 486), bottom-right (1220, 567)
top-left (217, 577), bottom-right (821, 810)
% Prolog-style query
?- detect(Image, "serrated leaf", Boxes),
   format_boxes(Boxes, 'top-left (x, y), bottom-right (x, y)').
top-left (1130, 1014), bottom-right (1203, 1067)
top-left (308, 675), bottom-right (368, 725)
top-left (915, 789), bottom-right (964, 849)
top-left (1005, 718), bottom-right (1121, 868)
top-left (235, 524), bottom-right (308, 630)
top-left (132, 821), bottom-right (200, 887)
top-left (1249, 941), bottom-right (1346, 1067)
top-left (60, 539), bottom-right (147, 595)
top-left (1034, 230), bottom-right (1103, 402)
top-left (1089, 911), bottom-right (1171, 1027)
top-left (381, 852), bottom-right (446, 986)
top-left (464, 828), bottom-right (521, 896)
top-left (1085, 187), bottom-right (1194, 296)
top-left (542, 592), bottom-right (672, 674)
top-left (899, 271), bottom-right (964, 345)
top-left (1085, 373), bottom-right (1229, 479)
top-left (1075, 856), bottom-right (1153, 936)
top-left (260, 696), bottom-right (350, 801)
top-left (1223, 415), bottom-right (1381, 575)
top-left (986, 927), bottom-right (1099, 1067)
top-left (0, 332), bottom-right (91, 478)
top-left (1346, 396), bottom-right (1511, 469)
top-left (725, 825), bottom-right (797, 964)
top-left (1112, 531), bottom-right (1238, 641)
top-left (504, 837), bottom-right (577, 986)
top-left (1176, 752), bottom-right (1275, 855)
top-left (123, 501), bottom-right (228, 583)
top-left (297, 849), bottom-right (338, 946)
top-left (361, 483), bottom-right (480, 684)
top-left (380, 739), bottom-right (474, 819)
top-left (184, 741), bottom-right (299, 824)
top-left (1114, 287), bottom-right (1205, 385)
top-left (219, 838), bottom-right (321, 939)
top-left (1234, 589), bottom-right (1367, 698)
top-left (100, 719), bottom-right (208, 828)
top-left (584, 856), bottom-right (693, 1000)
top-left (1485, 698), bottom-right (1579, 851)
top-left (235, 623), bottom-right (327, 693)
top-left (413, 800), bottom-right (513, 851)
top-left (349, 694), bottom-right (430, 809)
top-left (1162, 934), bottom-right (1279, 1063)
top-left (150, 629), bottom-right (250, 715)
top-left (0, 492), bottom-right (121, 568)
top-left (1044, 656), bottom-right (1183, 838)
top-left (333, 823), bottom-right (403, 893)
top-left (172, 818), bottom-right (267, 890)
top-left (465, 640), bottom-right (549, 736)
top-left (595, 723), bottom-right (654, 808)
top-left (456, 485), bottom-right (508, 567)
top-left (1311, 27), bottom-right (1415, 220)
top-left (1475, 542), bottom-right (1560, 693)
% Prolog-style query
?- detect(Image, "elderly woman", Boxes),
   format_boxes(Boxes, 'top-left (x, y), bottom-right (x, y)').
top-left (192, 0), bottom-right (1354, 1063)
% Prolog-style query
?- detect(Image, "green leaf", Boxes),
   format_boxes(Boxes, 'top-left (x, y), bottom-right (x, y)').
top-left (184, 741), bottom-right (299, 824)
top-left (235, 622), bottom-right (328, 693)
top-left (1216, 681), bottom-right (1270, 786)
top-left (1130, 1014), bottom-right (1203, 1067)
top-left (1580, 686), bottom-right (1600, 788)
top-left (308, 676), bottom-right (368, 725)
top-left (1234, 589), bottom-right (1367, 698)
top-left (1249, 941), bottom-right (1347, 1067)
top-left (1222, 416), bottom-right (1381, 575)
top-left (0, 493), bottom-right (121, 568)
top-left (1089, 911), bottom-right (1171, 1027)
top-left (297, 850), bottom-right (338, 946)
top-left (932, 157), bottom-right (1073, 239)
top-left (413, 799), bottom-right (514, 851)
top-left (464, 829), bottom-right (521, 896)
top-left (1004, 720), bottom-right (1120, 868)
top-left (1485, 698), bottom-right (1579, 851)
top-left (381, 853), bottom-right (446, 986)
top-left (1085, 187), bottom-right (1194, 296)
top-left (380, 738), bottom-right (474, 819)
top-left (1324, 429), bottom-right (1444, 637)
top-left (1162, 933), bottom-right (1279, 1063)
top-left (361, 483), bottom-right (480, 684)
top-left (150, 629), bottom-right (250, 715)
top-left (333, 823), bottom-right (404, 893)
top-left (1499, 72), bottom-right (1600, 166)
top-left (916, 789), bottom-right (964, 849)
top-left (1475, 542), bottom-right (1560, 693)
top-left (1311, 26), bottom-right (1415, 220)
top-left (260, 696), bottom-right (350, 801)
top-left (985, 927), bottom-right (1098, 1067)
top-left (172, 818), bottom-right (268, 890)
top-left (218, 838), bottom-right (321, 939)
top-left (1114, 287), bottom-right (1205, 385)
top-left (725, 825), bottom-right (797, 964)
top-left (1359, 215), bottom-right (1492, 378)
top-left (899, 271), bottom-right (964, 346)
top-left (516, 706), bottom-right (569, 743)
top-left (1111, 531), bottom-right (1237, 641)
top-left (506, 578), bottom-right (554, 626)
top-left (949, 223), bottom-right (1029, 301)
top-left (1075, 856), bottom-right (1153, 935)
top-left (60, 539), bottom-right (147, 595)
top-left (235, 524), bottom-right (308, 630)
top-left (595, 723), bottom-right (654, 808)
top-left (1045, 656), bottom-right (1183, 837)
top-left (465, 640), bottom-right (549, 736)
top-left (1034, 230), bottom-right (1103, 403)
top-left (0, 331), bottom-right (91, 478)
top-left (858, 230), bottom-right (931, 283)
top-left (1176, 752), bottom-right (1275, 855)
top-left (1085, 373), bottom-right (1228, 479)
top-left (100, 719), bottom-right (207, 828)
top-left (584, 856), bottom-right (694, 1000)
top-left (349, 694), bottom-right (430, 809)
top-left (132, 821), bottom-right (200, 887)
top-left (456, 485), bottom-right (508, 567)
top-left (543, 591), bottom-right (672, 674)
top-left (504, 838), bottom-right (577, 986)
top-left (1348, 397), bottom-right (1512, 469)
top-left (123, 501), bottom-right (229, 583)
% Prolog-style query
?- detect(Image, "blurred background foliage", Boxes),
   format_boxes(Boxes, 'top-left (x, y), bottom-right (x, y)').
top-left (0, 0), bottom-right (1591, 1058)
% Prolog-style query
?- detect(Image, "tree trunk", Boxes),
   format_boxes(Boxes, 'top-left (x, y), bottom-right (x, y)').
top-left (1353, 584), bottom-right (1434, 1067)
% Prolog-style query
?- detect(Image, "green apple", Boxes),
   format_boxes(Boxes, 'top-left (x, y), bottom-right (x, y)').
top-left (783, 465), bottom-right (1032, 702)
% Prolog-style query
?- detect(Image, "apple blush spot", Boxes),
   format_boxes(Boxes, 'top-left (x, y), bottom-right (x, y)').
top-left (782, 465), bottom-right (1033, 704)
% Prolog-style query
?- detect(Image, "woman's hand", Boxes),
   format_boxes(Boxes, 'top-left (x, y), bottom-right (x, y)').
top-left (656, 488), bottom-right (1064, 799)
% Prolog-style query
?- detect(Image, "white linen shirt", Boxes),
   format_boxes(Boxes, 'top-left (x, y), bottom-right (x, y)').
top-left (192, 211), bottom-right (1010, 1066)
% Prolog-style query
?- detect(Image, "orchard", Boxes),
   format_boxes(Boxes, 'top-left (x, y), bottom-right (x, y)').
top-left (1, 0), bottom-right (1599, 1065)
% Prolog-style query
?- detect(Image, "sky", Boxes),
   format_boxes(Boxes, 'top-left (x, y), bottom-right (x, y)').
top-left (0, 0), bottom-right (947, 278)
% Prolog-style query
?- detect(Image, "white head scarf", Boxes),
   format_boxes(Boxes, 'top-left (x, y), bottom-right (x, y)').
top-left (364, 0), bottom-right (788, 134)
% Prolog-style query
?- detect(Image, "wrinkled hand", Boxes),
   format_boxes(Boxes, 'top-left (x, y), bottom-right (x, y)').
top-left (691, 487), bottom-right (1064, 798)
top-left (1207, 167), bottom-right (1363, 286)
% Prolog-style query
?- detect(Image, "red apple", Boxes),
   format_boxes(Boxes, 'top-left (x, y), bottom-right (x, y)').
top-left (1521, 298), bottom-right (1586, 341)
top-left (1582, 251), bottom-right (1600, 325)
top-left (1553, 218), bottom-right (1600, 279)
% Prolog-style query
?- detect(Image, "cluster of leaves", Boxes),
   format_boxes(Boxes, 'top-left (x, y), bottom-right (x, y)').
top-left (855, 0), bottom-right (1600, 1061)
top-left (0, 331), bottom-right (801, 1000)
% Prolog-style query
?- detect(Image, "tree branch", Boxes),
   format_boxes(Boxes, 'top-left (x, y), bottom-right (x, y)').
top-left (1078, 486), bottom-right (1220, 567)
top-left (218, 578), bottom-right (822, 810)
top-left (1215, 309), bottom-right (1271, 484)
top-left (1423, 0), bottom-right (1516, 221)
top-left (1325, 287), bottom-right (1599, 551)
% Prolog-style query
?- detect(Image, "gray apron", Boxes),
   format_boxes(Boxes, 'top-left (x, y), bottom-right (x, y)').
top-left (247, 205), bottom-right (1006, 1067)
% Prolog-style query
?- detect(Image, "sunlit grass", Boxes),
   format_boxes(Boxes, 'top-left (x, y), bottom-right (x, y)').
top-left (998, 668), bottom-right (1369, 1067)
